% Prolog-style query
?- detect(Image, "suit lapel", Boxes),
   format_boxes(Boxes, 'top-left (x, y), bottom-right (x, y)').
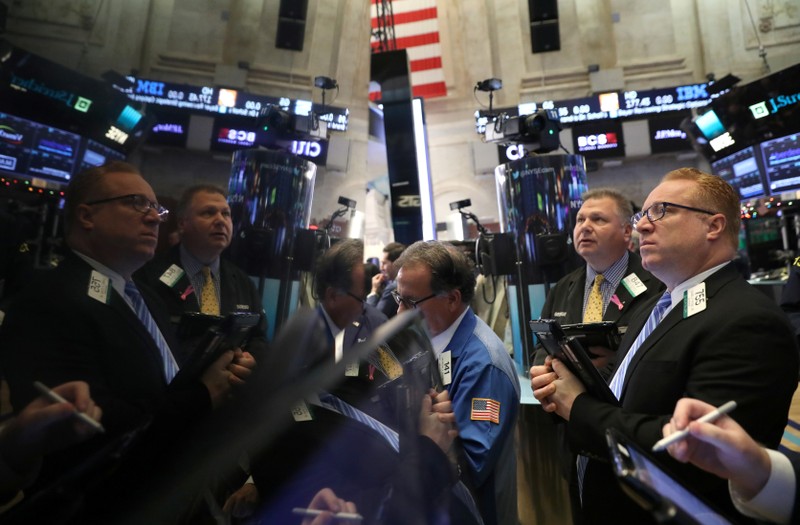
top-left (619, 264), bottom-right (739, 397)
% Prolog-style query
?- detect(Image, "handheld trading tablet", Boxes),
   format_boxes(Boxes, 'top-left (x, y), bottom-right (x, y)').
top-left (605, 428), bottom-right (736, 525)
top-left (529, 318), bottom-right (619, 405)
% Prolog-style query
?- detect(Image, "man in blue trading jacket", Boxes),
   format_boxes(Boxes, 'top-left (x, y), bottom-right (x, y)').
top-left (366, 241), bottom-right (406, 319)
top-left (535, 188), bottom-right (665, 374)
top-left (395, 240), bottom-right (521, 525)
top-left (135, 184), bottom-right (267, 364)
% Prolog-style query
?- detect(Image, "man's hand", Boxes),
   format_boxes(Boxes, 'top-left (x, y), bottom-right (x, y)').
top-left (531, 356), bottom-right (586, 420)
top-left (371, 273), bottom-right (387, 295)
top-left (228, 347), bottom-right (256, 386)
top-left (662, 398), bottom-right (771, 500)
top-left (419, 389), bottom-right (458, 453)
top-left (222, 482), bottom-right (259, 518)
top-left (302, 488), bottom-right (359, 525)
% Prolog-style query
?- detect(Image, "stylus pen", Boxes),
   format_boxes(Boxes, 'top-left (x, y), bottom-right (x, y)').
top-left (291, 507), bottom-right (364, 521)
top-left (652, 400), bottom-right (737, 452)
top-left (33, 381), bottom-right (105, 434)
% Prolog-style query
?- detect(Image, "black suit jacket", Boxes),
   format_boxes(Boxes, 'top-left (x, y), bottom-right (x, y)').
top-left (134, 244), bottom-right (268, 364)
top-left (540, 251), bottom-right (664, 334)
top-left (568, 263), bottom-right (799, 524)
top-left (0, 252), bottom-right (212, 519)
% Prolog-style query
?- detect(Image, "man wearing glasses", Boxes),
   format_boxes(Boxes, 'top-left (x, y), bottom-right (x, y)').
top-left (394, 240), bottom-right (520, 525)
top-left (531, 168), bottom-right (798, 524)
top-left (0, 161), bottom-right (255, 521)
top-left (135, 184), bottom-right (267, 365)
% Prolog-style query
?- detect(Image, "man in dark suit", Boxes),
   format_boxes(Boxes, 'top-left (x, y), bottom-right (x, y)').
top-left (0, 161), bottom-right (255, 522)
top-left (536, 188), bottom-right (664, 373)
top-left (531, 168), bottom-right (799, 524)
top-left (664, 397), bottom-right (798, 525)
top-left (366, 241), bottom-right (406, 319)
top-left (135, 184), bottom-right (267, 365)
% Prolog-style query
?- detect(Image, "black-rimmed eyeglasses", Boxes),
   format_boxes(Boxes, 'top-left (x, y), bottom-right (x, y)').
top-left (85, 194), bottom-right (169, 222)
top-left (631, 201), bottom-right (716, 229)
top-left (391, 290), bottom-right (437, 310)
top-left (343, 290), bottom-right (365, 304)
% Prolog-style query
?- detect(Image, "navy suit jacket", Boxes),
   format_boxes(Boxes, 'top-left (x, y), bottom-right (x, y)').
top-left (568, 263), bottom-right (799, 524)
top-left (366, 280), bottom-right (398, 319)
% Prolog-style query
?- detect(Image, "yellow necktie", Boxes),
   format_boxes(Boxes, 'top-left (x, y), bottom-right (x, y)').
top-left (584, 274), bottom-right (605, 322)
top-left (200, 266), bottom-right (220, 316)
top-left (375, 346), bottom-right (403, 380)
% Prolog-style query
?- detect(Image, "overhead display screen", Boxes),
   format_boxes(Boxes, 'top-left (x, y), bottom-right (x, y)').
top-left (118, 77), bottom-right (350, 132)
top-left (571, 120), bottom-right (625, 159)
top-left (710, 146), bottom-right (767, 200)
top-left (647, 111), bottom-right (693, 154)
top-left (761, 133), bottom-right (800, 195)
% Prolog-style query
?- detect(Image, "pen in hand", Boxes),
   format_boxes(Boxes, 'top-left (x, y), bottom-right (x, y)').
top-left (292, 507), bottom-right (363, 521)
top-left (33, 381), bottom-right (105, 434)
top-left (652, 400), bottom-right (737, 452)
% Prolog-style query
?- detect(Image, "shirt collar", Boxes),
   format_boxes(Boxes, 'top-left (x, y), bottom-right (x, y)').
top-left (320, 305), bottom-right (343, 337)
top-left (586, 250), bottom-right (629, 289)
top-left (73, 250), bottom-right (128, 297)
top-left (668, 261), bottom-right (730, 311)
top-left (430, 306), bottom-right (470, 357)
top-left (180, 244), bottom-right (220, 278)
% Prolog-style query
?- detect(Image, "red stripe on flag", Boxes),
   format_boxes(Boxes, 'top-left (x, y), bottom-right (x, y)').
top-left (410, 56), bottom-right (442, 72)
top-left (370, 32), bottom-right (440, 51)
top-left (413, 81), bottom-right (447, 99)
top-left (370, 7), bottom-right (437, 28)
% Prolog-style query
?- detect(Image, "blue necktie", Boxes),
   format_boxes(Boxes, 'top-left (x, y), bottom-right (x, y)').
top-left (577, 291), bottom-right (672, 502)
top-left (608, 291), bottom-right (672, 400)
top-left (125, 281), bottom-right (179, 383)
top-left (318, 392), bottom-right (400, 451)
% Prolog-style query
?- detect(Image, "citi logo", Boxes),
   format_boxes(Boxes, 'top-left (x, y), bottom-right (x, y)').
top-left (0, 126), bottom-right (23, 144)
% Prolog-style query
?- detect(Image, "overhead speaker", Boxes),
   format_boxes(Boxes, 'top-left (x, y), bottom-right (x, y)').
top-left (528, 0), bottom-right (558, 22)
top-left (531, 21), bottom-right (560, 53)
top-left (276, 19), bottom-right (306, 51)
top-left (279, 0), bottom-right (308, 20)
top-left (276, 0), bottom-right (308, 51)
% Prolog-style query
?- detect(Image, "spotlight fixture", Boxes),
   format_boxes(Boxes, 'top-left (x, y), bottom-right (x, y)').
top-left (314, 76), bottom-right (338, 90)
top-left (449, 199), bottom-right (472, 211)
top-left (337, 196), bottom-right (356, 209)
top-left (326, 196), bottom-right (356, 233)
top-left (476, 78), bottom-right (503, 92)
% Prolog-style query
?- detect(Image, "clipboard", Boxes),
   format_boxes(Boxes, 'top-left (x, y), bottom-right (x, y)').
top-left (605, 428), bottom-right (736, 525)
top-left (529, 318), bottom-right (619, 405)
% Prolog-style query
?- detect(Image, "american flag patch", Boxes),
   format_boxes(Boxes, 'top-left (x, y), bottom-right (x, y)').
top-left (471, 398), bottom-right (500, 424)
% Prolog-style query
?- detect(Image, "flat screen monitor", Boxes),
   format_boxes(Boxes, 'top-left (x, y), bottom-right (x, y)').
top-left (77, 139), bottom-right (126, 172)
top-left (760, 133), bottom-right (800, 195)
top-left (571, 120), bottom-right (625, 159)
top-left (0, 111), bottom-right (81, 183)
top-left (647, 112), bottom-right (693, 154)
top-left (710, 146), bottom-right (767, 200)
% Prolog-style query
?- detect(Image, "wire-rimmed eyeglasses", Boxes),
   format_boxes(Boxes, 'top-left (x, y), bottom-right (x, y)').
top-left (391, 290), bottom-right (437, 310)
top-left (85, 194), bottom-right (169, 222)
top-left (630, 201), bottom-right (716, 229)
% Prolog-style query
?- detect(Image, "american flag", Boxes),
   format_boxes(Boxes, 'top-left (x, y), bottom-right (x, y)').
top-left (471, 398), bottom-right (500, 424)
top-left (370, 0), bottom-right (447, 99)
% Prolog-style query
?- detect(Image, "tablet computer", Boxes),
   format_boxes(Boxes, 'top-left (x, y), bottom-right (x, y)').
top-left (605, 428), bottom-right (736, 525)
top-left (529, 319), bottom-right (619, 405)
top-left (172, 312), bottom-right (261, 385)
top-left (561, 321), bottom-right (622, 352)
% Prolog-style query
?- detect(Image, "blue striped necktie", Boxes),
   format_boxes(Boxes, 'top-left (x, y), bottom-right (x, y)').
top-left (578, 291), bottom-right (672, 502)
top-left (125, 281), bottom-right (179, 383)
top-left (608, 291), bottom-right (672, 400)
